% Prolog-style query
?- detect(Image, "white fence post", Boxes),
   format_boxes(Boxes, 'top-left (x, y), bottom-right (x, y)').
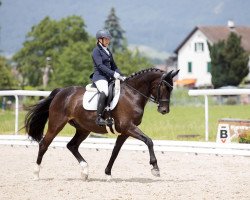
top-left (14, 95), bottom-right (19, 134)
top-left (0, 90), bottom-right (51, 134)
top-left (204, 95), bottom-right (209, 141)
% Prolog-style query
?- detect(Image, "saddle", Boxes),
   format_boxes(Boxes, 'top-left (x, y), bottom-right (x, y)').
top-left (83, 79), bottom-right (121, 111)
top-left (83, 80), bottom-right (121, 134)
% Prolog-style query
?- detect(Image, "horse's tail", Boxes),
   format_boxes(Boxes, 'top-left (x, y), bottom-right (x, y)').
top-left (24, 88), bottom-right (62, 142)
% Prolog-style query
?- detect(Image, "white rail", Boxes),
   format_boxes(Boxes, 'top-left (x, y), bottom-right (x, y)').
top-left (0, 135), bottom-right (249, 156)
top-left (188, 89), bottom-right (250, 141)
top-left (0, 90), bottom-right (51, 134)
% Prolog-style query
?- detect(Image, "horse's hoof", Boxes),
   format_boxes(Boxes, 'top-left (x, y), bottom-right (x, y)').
top-left (81, 172), bottom-right (88, 181)
top-left (80, 161), bottom-right (89, 181)
top-left (106, 175), bottom-right (112, 182)
top-left (33, 172), bottom-right (40, 181)
top-left (33, 164), bottom-right (40, 180)
top-left (151, 168), bottom-right (160, 177)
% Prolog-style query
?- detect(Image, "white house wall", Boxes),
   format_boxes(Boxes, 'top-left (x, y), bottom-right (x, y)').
top-left (177, 30), bottom-right (212, 87)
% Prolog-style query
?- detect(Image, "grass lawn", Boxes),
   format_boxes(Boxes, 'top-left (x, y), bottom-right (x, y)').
top-left (140, 103), bottom-right (250, 141)
top-left (1, 104), bottom-right (249, 141)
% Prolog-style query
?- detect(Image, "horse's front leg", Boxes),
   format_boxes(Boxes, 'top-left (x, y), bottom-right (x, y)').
top-left (127, 125), bottom-right (160, 177)
top-left (105, 134), bottom-right (129, 180)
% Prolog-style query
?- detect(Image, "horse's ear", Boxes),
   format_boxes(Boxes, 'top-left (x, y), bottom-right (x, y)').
top-left (162, 70), bottom-right (173, 80)
top-left (171, 69), bottom-right (180, 78)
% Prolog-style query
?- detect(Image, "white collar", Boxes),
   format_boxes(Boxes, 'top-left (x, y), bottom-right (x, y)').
top-left (99, 42), bottom-right (110, 55)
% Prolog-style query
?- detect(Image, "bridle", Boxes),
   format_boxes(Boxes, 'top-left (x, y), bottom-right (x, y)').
top-left (155, 79), bottom-right (173, 105)
top-left (124, 77), bottom-right (173, 105)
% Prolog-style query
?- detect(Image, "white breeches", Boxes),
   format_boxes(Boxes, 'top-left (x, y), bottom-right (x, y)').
top-left (95, 80), bottom-right (109, 96)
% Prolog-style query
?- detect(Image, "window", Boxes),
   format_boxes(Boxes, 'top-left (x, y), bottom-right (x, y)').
top-left (207, 62), bottom-right (211, 73)
top-left (188, 62), bottom-right (192, 73)
top-left (195, 42), bottom-right (204, 52)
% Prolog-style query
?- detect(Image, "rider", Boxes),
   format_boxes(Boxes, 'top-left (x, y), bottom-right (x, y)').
top-left (91, 29), bottom-right (126, 126)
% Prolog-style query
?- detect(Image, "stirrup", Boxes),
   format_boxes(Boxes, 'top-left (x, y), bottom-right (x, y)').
top-left (96, 116), bottom-right (106, 126)
top-left (106, 117), bottom-right (114, 126)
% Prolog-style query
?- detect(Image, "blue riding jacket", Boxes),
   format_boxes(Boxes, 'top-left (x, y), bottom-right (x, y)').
top-left (91, 43), bottom-right (121, 82)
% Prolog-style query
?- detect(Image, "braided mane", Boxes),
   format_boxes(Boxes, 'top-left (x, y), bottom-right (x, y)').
top-left (126, 67), bottom-right (164, 80)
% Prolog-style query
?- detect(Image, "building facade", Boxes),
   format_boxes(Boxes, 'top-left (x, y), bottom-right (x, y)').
top-left (174, 22), bottom-right (250, 87)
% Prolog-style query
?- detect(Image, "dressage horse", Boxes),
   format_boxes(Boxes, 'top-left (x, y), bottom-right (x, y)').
top-left (24, 67), bottom-right (179, 180)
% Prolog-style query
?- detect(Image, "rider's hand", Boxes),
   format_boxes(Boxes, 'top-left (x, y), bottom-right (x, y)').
top-left (113, 72), bottom-right (121, 79)
top-left (120, 76), bottom-right (126, 81)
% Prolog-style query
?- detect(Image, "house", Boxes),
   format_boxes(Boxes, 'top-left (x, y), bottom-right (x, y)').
top-left (174, 21), bottom-right (250, 87)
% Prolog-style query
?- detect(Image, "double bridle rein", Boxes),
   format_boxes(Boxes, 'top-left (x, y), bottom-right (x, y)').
top-left (124, 78), bottom-right (173, 105)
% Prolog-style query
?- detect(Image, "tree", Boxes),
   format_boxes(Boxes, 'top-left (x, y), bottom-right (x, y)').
top-left (104, 7), bottom-right (126, 53)
top-left (208, 32), bottom-right (249, 88)
top-left (115, 49), bottom-right (152, 75)
top-left (13, 16), bottom-right (89, 88)
top-left (50, 39), bottom-right (96, 88)
top-left (0, 0), bottom-right (2, 52)
top-left (103, 8), bottom-right (152, 75)
top-left (0, 56), bottom-right (16, 89)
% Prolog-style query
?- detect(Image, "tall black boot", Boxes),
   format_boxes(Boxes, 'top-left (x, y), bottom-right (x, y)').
top-left (96, 92), bottom-right (107, 126)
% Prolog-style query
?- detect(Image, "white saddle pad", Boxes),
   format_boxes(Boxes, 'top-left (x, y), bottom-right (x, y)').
top-left (83, 80), bottom-right (121, 111)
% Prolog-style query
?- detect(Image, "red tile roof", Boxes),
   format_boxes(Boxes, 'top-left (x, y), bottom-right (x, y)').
top-left (174, 26), bottom-right (250, 53)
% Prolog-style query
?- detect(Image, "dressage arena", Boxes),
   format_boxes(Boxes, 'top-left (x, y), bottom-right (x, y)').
top-left (0, 138), bottom-right (250, 200)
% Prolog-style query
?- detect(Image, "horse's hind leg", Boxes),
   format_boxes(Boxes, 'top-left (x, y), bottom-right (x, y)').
top-left (34, 116), bottom-right (68, 180)
top-left (67, 129), bottom-right (90, 180)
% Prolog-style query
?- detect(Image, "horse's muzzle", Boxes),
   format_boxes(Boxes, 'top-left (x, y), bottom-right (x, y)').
top-left (158, 107), bottom-right (169, 115)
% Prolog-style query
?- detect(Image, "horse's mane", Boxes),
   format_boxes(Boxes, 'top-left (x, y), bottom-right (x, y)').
top-left (126, 67), bottom-right (164, 80)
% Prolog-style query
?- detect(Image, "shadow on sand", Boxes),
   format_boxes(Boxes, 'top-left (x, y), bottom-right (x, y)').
top-left (65, 177), bottom-right (197, 183)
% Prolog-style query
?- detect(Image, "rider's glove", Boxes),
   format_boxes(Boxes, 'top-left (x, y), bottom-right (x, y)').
top-left (114, 72), bottom-right (126, 81)
top-left (113, 71), bottom-right (121, 79)
top-left (120, 76), bottom-right (126, 81)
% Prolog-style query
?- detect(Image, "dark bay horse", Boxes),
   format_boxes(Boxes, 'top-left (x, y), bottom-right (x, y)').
top-left (25, 67), bottom-right (179, 180)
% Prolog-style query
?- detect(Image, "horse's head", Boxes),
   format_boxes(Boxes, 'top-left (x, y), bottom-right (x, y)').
top-left (151, 70), bottom-right (179, 115)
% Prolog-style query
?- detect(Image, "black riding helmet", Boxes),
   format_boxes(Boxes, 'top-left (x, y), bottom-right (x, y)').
top-left (96, 30), bottom-right (112, 40)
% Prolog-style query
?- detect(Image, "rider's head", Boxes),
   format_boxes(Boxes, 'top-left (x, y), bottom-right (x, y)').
top-left (96, 30), bottom-right (112, 47)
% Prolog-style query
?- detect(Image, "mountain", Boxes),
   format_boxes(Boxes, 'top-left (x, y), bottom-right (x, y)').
top-left (1, 0), bottom-right (250, 59)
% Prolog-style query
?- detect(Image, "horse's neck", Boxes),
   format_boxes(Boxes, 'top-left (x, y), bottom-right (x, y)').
top-left (125, 72), bottom-right (160, 103)
top-left (127, 72), bottom-right (159, 92)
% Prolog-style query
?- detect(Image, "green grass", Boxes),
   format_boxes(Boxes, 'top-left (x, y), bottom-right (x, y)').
top-left (1, 104), bottom-right (250, 141)
top-left (140, 103), bottom-right (250, 141)
top-left (0, 110), bottom-right (75, 136)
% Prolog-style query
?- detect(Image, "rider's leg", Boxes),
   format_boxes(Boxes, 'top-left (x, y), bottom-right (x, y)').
top-left (96, 91), bottom-right (107, 126)
top-left (95, 80), bottom-right (108, 126)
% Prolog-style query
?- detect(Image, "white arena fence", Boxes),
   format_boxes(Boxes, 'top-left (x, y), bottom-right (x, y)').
top-left (0, 135), bottom-right (250, 156)
top-left (188, 88), bottom-right (250, 141)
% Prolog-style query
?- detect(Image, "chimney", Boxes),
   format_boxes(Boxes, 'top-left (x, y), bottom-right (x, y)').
top-left (227, 20), bottom-right (235, 29)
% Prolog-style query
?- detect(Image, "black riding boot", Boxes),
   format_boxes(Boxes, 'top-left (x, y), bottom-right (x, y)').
top-left (96, 92), bottom-right (107, 126)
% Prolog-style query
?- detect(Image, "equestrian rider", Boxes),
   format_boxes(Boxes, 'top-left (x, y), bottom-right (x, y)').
top-left (91, 29), bottom-right (126, 126)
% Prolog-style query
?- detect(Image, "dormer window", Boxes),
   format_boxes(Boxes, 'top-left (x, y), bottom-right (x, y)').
top-left (195, 42), bottom-right (204, 52)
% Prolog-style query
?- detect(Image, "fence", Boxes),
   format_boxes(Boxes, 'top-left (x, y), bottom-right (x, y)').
top-left (0, 135), bottom-right (250, 156)
top-left (188, 88), bottom-right (250, 141)
top-left (1, 89), bottom-right (250, 140)
top-left (0, 89), bottom-right (250, 156)
top-left (0, 90), bottom-right (51, 134)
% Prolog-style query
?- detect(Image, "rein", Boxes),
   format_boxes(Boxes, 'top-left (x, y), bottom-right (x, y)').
top-left (124, 82), bottom-right (158, 103)
top-left (123, 79), bottom-right (173, 105)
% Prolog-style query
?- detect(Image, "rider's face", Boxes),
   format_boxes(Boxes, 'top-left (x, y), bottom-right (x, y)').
top-left (99, 38), bottom-right (110, 47)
